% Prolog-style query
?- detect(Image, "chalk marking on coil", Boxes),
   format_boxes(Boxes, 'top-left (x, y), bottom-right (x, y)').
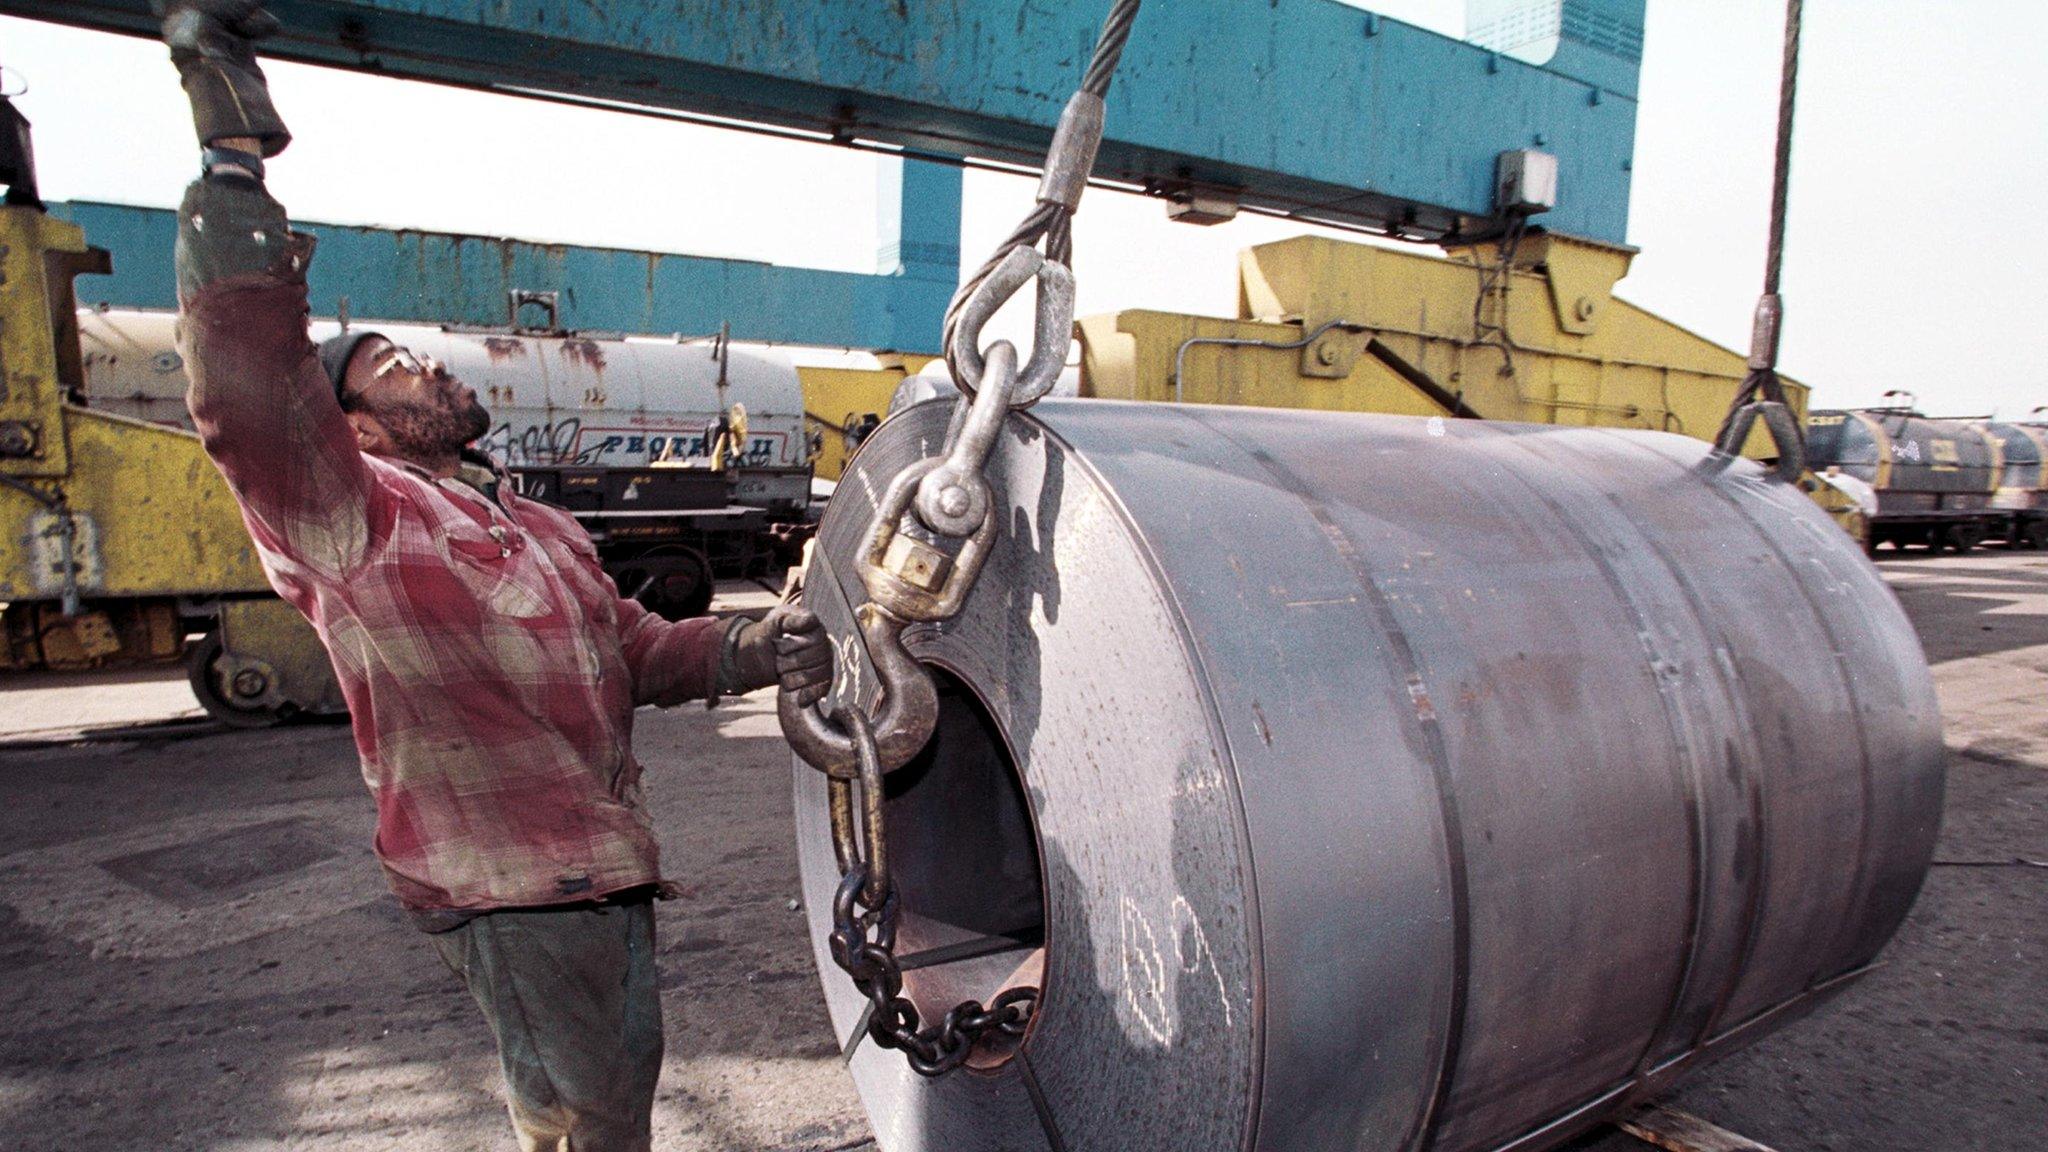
top-left (1119, 895), bottom-right (1174, 1045)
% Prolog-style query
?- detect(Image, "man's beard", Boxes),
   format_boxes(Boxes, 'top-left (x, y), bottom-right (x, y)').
top-left (380, 396), bottom-right (493, 461)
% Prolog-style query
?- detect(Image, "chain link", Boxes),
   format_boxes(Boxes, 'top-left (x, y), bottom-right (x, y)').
top-left (824, 709), bottom-right (1039, 1076)
top-left (782, 0), bottom-right (1143, 1079)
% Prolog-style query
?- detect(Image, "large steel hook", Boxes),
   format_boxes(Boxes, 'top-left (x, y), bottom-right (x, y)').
top-left (777, 600), bottom-right (938, 779)
top-left (776, 349), bottom-right (1020, 782)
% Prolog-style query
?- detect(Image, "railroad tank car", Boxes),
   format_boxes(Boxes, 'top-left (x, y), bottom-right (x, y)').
top-left (78, 307), bottom-right (815, 615)
top-left (77, 307), bottom-right (810, 505)
top-left (1978, 421), bottom-right (2048, 547)
top-left (1805, 409), bottom-right (2007, 551)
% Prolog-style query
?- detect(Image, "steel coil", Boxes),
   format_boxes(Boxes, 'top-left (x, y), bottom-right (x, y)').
top-left (794, 400), bottom-right (1944, 1152)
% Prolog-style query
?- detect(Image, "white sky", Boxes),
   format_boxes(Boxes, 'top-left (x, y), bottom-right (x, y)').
top-left (3, 2), bottom-right (2043, 416)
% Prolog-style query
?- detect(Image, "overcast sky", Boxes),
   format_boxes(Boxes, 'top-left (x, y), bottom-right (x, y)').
top-left (4, 2), bottom-right (2042, 416)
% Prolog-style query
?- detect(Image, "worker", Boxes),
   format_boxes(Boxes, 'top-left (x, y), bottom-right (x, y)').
top-left (158, 4), bottom-right (834, 1149)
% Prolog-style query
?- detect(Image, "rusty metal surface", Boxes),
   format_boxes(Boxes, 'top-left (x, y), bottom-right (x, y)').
top-left (795, 399), bottom-right (1944, 1152)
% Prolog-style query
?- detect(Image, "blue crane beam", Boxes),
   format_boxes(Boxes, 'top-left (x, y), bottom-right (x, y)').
top-left (49, 158), bottom-right (962, 350)
top-left (15, 0), bottom-right (1644, 244)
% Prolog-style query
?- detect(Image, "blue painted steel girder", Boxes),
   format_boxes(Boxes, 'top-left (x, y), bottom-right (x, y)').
top-left (19, 0), bottom-right (1644, 244)
top-left (50, 158), bottom-right (962, 350)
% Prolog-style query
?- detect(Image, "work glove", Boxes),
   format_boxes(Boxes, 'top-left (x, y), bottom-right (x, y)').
top-left (726, 605), bottom-right (833, 703)
top-left (158, 0), bottom-right (291, 158)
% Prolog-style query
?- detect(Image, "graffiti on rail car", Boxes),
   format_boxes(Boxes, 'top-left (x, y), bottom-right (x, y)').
top-left (480, 417), bottom-right (794, 468)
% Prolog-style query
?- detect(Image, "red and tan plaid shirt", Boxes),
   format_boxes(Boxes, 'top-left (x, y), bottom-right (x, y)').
top-left (176, 177), bottom-right (726, 915)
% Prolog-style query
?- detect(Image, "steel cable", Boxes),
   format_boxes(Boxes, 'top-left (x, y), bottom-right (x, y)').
top-left (941, 0), bottom-right (1141, 376)
top-left (1712, 0), bottom-right (1805, 460)
top-left (1762, 0), bottom-right (1802, 299)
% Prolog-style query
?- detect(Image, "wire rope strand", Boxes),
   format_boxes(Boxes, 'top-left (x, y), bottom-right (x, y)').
top-left (1081, 0), bottom-right (1142, 97)
top-left (1762, 0), bottom-right (1802, 300)
top-left (941, 0), bottom-right (1140, 379)
top-left (1713, 0), bottom-right (1803, 454)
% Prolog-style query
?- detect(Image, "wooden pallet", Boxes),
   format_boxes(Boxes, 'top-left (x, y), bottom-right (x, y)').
top-left (1617, 1104), bottom-right (1783, 1152)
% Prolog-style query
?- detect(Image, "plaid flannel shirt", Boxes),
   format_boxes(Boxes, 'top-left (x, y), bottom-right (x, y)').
top-left (175, 175), bottom-right (727, 915)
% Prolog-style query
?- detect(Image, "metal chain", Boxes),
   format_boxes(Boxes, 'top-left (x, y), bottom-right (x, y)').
top-left (781, 0), bottom-right (1142, 1078)
top-left (824, 704), bottom-right (1038, 1076)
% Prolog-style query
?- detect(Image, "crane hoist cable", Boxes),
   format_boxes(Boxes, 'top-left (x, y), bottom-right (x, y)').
top-left (777, 0), bottom-right (1143, 1081)
top-left (1710, 0), bottom-right (1807, 481)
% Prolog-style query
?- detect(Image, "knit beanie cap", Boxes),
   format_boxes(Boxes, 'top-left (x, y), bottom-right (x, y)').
top-left (318, 330), bottom-right (384, 399)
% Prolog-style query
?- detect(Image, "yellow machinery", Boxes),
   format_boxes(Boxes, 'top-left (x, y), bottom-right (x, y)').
top-left (799, 355), bottom-right (934, 482)
top-left (0, 203), bottom-right (339, 723)
top-left (1079, 233), bottom-right (1805, 452)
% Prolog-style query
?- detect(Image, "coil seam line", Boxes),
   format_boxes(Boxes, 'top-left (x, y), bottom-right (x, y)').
top-left (1194, 411), bottom-right (1474, 1152)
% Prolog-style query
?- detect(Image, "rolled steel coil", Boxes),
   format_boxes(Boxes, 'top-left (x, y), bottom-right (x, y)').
top-left (794, 400), bottom-right (1944, 1152)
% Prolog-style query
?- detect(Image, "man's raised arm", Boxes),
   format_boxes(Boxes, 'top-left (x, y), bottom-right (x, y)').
top-left (167, 1), bottom-right (379, 580)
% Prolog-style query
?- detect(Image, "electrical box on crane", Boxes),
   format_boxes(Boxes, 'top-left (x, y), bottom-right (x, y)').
top-left (1494, 148), bottom-right (1559, 217)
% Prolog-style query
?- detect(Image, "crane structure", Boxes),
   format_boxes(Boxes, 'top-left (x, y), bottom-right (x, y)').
top-left (11, 0), bottom-right (1644, 345)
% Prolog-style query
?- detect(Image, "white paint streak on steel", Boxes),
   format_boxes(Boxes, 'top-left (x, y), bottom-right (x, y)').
top-left (833, 632), bottom-right (866, 708)
top-left (1118, 894), bottom-right (1175, 1046)
top-left (1118, 893), bottom-right (1236, 1046)
top-left (1172, 895), bottom-right (1235, 1030)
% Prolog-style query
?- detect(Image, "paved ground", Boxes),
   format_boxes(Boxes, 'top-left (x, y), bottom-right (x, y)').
top-left (0, 557), bottom-right (2041, 1151)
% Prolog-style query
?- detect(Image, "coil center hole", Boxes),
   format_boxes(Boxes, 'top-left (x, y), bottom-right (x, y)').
top-left (883, 667), bottom-right (1046, 1070)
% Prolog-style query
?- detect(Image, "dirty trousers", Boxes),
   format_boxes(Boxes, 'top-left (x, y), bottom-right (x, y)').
top-left (431, 901), bottom-right (663, 1152)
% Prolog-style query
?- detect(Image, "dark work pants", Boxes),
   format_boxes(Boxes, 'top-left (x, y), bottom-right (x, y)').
top-left (430, 901), bottom-right (663, 1152)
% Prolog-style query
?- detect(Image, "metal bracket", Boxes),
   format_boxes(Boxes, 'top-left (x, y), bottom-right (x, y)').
top-left (1709, 400), bottom-right (1805, 484)
top-left (508, 289), bottom-right (561, 333)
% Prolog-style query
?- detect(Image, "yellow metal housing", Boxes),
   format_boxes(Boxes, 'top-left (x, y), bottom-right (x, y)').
top-left (0, 206), bottom-right (82, 479)
top-left (0, 205), bottom-right (291, 694)
top-left (798, 355), bottom-right (935, 481)
top-left (0, 406), bottom-right (268, 602)
top-left (1080, 233), bottom-right (1805, 459)
top-left (0, 208), bottom-right (269, 606)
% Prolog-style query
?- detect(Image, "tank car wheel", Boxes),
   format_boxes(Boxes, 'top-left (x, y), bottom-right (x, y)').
top-left (614, 546), bottom-right (715, 620)
top-left (185, 630), bottom-right (292, 729)
top-left (1946, 523), bottom-right (1984, 553)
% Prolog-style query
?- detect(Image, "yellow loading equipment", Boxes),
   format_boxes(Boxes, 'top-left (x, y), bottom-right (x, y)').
top-left (798, 355), bottom-right (934, 483)
top-left (1079, 233), bottom-right (1805, 454)
top-left (0, 204), bottom-right (336, 722)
